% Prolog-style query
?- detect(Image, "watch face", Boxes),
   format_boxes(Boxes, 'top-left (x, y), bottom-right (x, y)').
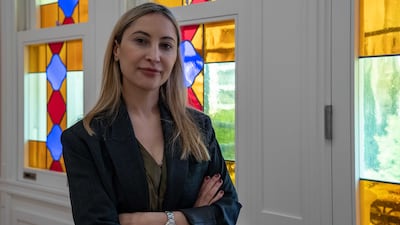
top-left (166, 222), bottom-right (175, 225)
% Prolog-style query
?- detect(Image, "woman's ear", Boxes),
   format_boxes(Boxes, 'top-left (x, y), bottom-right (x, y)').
top-left (113, 40), bottom-right (120, 61)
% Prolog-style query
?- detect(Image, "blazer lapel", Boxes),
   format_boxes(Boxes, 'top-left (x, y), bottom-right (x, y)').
top-left (159, 103), bottom-right (189, 210)
top-left (103, 104), bottom-right (149, 210)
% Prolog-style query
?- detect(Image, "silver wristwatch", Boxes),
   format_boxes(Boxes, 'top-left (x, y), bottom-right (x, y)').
top-left (165, 211), bottom-right (176, 225)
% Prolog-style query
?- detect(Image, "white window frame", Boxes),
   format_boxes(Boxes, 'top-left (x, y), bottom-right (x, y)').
top-left (16, 1), bottom-right (94, 191)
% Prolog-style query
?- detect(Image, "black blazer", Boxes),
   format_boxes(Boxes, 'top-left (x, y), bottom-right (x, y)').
top-left (62, 102), bottom-right (242, 225)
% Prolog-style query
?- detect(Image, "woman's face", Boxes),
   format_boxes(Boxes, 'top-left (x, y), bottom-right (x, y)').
top-left (114, 13), bottom-right (178, 93)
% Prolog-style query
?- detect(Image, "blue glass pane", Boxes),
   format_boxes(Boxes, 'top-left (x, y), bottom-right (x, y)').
top-left (59, 0), bottom-right (79, 17)
top-left (47, 55), bottom-right (66, 90)
top-left (180, 40), bottom-right (203, 87)
top-left (47, 125), bottom-right (63, 160)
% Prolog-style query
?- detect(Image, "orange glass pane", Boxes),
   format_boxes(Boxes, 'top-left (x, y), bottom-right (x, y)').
top-left (28, 44), bottom-right (47, 73)
top-left (66, 40), bottom-right (83, 70)
top-left (204, 20), bottom-right (235, 62)
top-left (41, 3), bottom-right (58, 28)
top-left (154, 0), bottom-right (217, 7)
top-left (78, 0), bottom-right (89, 23)
top-left (359, 0), bottom-right (400, 56)
top-left (153, 0), bottom-right (183, 7)
top-left (192, 25), bottom-right (204, 57)
top-left (46, 150), bottom-right (53, 169)
top-left (192, 72), bottom-right (204, 105)
top-left (58, 6), bottom-right (66, 25)
top-left (225, 160), bottom-right (236, 185)
top-left (360, 180), bottom-right (400, 225)
top-left (71, 0), bottom-right (89, 24)
top-left (28, 141), bottom-right (47, 169)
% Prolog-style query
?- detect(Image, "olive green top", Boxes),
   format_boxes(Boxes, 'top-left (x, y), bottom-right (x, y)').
top-left (137, 141), bottom-right (167, 211)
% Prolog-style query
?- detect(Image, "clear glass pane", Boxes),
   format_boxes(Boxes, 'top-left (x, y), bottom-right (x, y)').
top-left (358, 56), bottom-right (400, 183)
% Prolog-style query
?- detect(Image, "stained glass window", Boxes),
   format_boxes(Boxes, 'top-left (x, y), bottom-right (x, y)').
top-left (358, 0), bottom-right (400, 224)
top-left (24, 40), bottom-right (84, 173)
top-left (153, 0), bottom-right (216, 8)
top-left (180, 20), bottom-right (236, 183)
top-left (37, 0), bottom-right (88, 28)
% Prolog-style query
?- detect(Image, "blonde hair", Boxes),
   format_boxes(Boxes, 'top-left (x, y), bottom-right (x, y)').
top-left (83, 3), bottom-right (210, 161)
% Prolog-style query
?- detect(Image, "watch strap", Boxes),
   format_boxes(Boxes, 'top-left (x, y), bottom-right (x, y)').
top-left (165, 211), bottom-right (176, 225)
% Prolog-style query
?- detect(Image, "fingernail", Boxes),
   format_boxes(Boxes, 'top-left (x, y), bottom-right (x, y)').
top-left (205, 176), bottom-right (210, 180)
top-left (214, 174), bottom-right (220, 178)
top-left (219, 190), bottom-right (224, 194)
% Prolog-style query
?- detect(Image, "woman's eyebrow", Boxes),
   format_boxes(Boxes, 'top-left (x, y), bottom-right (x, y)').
top-left (130, 31), bottom-right (176, 42)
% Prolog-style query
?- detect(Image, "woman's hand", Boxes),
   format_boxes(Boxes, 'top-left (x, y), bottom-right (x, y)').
top-left (194, 174), bottom-right (224, 207)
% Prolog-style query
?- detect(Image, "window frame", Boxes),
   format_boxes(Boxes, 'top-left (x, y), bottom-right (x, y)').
top-left (16, 1), bottom-right (94, 191)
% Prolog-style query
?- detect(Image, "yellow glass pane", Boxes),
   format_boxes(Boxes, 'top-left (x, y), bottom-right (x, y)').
top-left (59, 41), bottom-right (67, 67)
top-left (60, 81), bottom-right (67, 130)
top-left (154, 0), bottom-right (217, 7)
top-left (153, 0), bottom-right (182, 7)
top-left (28, 141), bottom-right (47, 169)
top-left (36, 141), bottom-right (48, 169)
top-left (204, 20), bottom-right (235, 62)
top-left (28, 44), bottom-right (47, 73)
top-left (192, 72), bottom-right (204, 106)
top-left (40, 3), bottom-right (58, 28)
top-left (58, 7), bottom-right (65, 25)
top-left (192, 25), bottom-right (204, 58)
top-left (225, 160), bottom-right (236, 185)
top-left (78, 0), bottom-right (89, 23)
top-left (60, 156), bottom-right (66, 172)
top-left (359, 0), bottom-right (400, 56)
top-left (66, 40), bottom-right (83, 70)
top-left (46, 81), bottom-right (53, 102)
top-left (46, 149), bottom-right (53, 169)
top-left (360, 180), bottom-right (400, 225)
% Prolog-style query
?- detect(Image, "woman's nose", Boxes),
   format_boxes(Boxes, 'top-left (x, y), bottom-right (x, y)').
top-left (145, 45), bottom-right (161, 62)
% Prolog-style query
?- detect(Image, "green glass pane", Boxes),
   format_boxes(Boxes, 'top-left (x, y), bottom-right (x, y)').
top-left (358, 56), bottom-right (400, 183)
top-left (204, 62), bottom-right (235, 161)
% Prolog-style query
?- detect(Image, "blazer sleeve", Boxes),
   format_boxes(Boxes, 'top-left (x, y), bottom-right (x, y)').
top-left (62, 123), bottom-right (120, 225)
top-left (180, 114), bottom-right (242, 225)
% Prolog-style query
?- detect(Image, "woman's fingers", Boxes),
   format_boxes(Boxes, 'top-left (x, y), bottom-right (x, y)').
top-left (194, 174), bottom-right (224, 207)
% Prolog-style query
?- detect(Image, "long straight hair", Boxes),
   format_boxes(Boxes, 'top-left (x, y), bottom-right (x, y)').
top-left (83, 3), bottom-right (210, 161)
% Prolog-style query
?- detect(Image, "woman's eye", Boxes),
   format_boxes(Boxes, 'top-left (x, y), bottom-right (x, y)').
top-left (160, 43), bottom-right (173, 50)
top-left (134, 38), bottom-right (147, 45)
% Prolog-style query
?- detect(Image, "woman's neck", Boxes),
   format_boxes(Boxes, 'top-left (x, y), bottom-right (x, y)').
top-left (122, 89), bottom-right (159, 117)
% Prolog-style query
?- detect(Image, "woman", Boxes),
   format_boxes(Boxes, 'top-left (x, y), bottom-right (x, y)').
top-left (62, 2), bottom-right (241, 225)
